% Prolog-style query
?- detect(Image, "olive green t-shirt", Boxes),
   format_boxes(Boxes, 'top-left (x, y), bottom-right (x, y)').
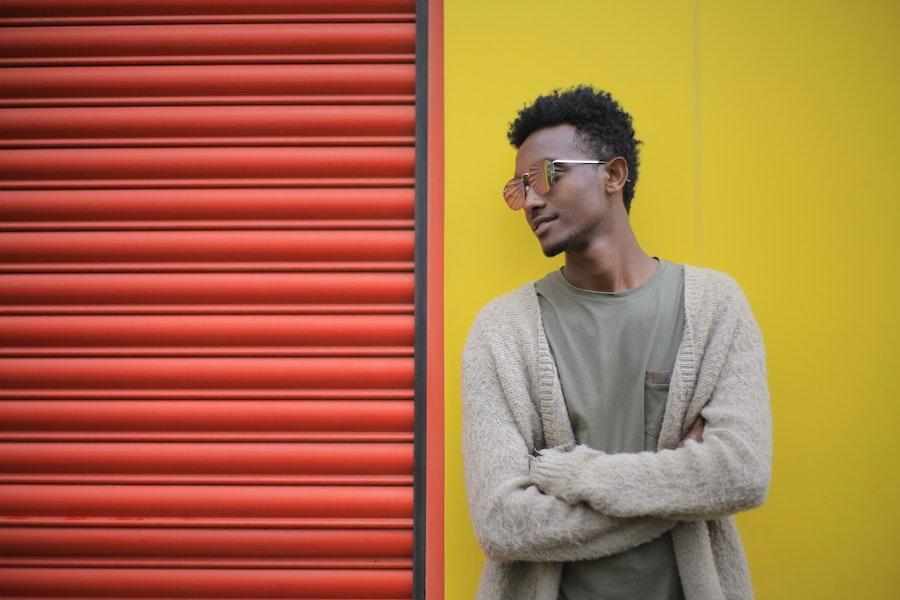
top-left (535, 257), bottom-right (686, 600)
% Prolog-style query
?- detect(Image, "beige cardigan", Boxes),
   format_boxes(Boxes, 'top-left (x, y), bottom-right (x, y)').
top-left (461, 263), bottom-right (772, 599)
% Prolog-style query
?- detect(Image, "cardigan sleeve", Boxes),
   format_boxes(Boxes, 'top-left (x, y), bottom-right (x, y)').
top-left (461, 315), bottom-right (678, 563)
top-left (529, 287), bottom-right (772, 521)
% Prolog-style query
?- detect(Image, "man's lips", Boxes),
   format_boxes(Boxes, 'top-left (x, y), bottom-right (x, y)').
top-left (532, 216), bottom-right (556, 235)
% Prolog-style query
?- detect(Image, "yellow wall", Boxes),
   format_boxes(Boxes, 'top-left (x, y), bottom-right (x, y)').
top-left (445, 1), bottom-right (899, 598)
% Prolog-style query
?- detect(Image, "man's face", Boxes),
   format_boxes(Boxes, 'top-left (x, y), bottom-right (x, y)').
top-left (513, 123), bottom-right (610, 257)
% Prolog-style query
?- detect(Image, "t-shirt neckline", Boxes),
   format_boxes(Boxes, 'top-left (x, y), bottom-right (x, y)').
top-left (554, 257), bottom-right (665, 301)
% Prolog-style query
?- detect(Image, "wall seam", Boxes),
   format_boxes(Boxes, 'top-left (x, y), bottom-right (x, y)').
top-left (692, 0), bottom-right (705, 266)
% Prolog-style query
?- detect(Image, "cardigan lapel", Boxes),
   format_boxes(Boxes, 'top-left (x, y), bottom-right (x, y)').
top-left (530, 281), bottom-right (577, 449)
top-left (658, 264), bottom-right (699, 448)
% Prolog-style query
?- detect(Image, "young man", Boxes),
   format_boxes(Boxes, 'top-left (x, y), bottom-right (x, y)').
top-left (461, 86), bottom-right (772, 600)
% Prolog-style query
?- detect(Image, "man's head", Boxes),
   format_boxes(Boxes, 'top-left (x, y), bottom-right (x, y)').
top-left (506, 86), bottom-right (642, 257)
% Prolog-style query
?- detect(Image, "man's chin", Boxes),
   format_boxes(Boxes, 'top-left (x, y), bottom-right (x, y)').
top-left (540, 238), bottom-right (567, 258)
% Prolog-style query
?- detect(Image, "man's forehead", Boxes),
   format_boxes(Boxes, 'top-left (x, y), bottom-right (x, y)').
top-left (515, 124), bottom-right (584, 170)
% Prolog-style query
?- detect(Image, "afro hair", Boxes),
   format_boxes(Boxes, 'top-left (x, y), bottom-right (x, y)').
top-left (507, 85), bottom-right (642, 213)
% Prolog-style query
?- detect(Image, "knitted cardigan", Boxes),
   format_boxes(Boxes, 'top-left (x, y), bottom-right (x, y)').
top-left (461, 263), bottom-right (772, 600)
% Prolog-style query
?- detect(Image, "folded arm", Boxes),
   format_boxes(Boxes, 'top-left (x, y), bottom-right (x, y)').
top-left (461, 323), bottom-right (678, 563)
top-left (530, 296), bottom-right (772, 522)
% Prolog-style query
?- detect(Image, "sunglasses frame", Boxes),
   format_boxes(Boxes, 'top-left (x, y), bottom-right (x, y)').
top-left (502, 157), bottom-right (631, 210)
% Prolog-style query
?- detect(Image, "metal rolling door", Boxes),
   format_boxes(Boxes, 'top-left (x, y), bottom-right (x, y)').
top-left (0, 1), bottom-right (419, 598)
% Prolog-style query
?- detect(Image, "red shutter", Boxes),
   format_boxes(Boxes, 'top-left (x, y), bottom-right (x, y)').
top-left (0, 1), bottom-right (419, 597)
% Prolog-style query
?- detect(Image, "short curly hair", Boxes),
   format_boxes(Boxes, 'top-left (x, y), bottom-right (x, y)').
top-left (507, 85), bottom-right (642, 213)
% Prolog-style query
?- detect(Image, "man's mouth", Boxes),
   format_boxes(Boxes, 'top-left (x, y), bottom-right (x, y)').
top-left (534, 218), bottom-right (556, 236)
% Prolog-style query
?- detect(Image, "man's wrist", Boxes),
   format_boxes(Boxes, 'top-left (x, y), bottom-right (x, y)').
top-left (530, 444), bottom-right (598, 506)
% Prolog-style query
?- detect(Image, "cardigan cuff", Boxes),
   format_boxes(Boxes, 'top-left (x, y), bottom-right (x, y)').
top-left (529, 444), bottom-right (596, 506)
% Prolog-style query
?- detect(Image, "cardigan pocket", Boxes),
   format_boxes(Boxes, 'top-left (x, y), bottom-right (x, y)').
top-left (644, 371), bottom-right (672, 451)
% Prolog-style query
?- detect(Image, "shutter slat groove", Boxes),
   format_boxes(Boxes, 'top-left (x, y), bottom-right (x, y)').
top-left (1, 567), bottom-right (412, 598)
top-left (0, 14), bottom-right (416, 26)
top-left (2, 476), bottom-right (415, 486)
top-left (2, 442), bottom-right (413, 476)
top-left (3, 485), bottom-right (413, 517)
top-left (3, 559), bottom-right (415, 570)
top-left (0, 23), bottom-right (415, 67)
top-left (0, 348), bottom-right (415, 357)
top-left (2, 306), bottom-right (416, 316)
top-left (0, 64), bottom-right (415, 106)
top-left (3, 526), bottom-right (413, 557)
top-left (1, 104), bottom-right (416, 147)
top-left (1, 517), bottom-right (414, 529)
top-left (0, 222), bottom-right (417, 232)
top-left (0, 231), bottom-right (415, 265)
top-left (0, 0), bottom-right (416, 21)
top-left (0, 436), bottom-right (416, 446)
top-left (1, 147), bottom-right (414, 183)
top-left (2, 273), bottom-right (414, 305)
top-left (0, 399), bottom-right (414, 442)
top-left (0, 263), bottom-right (415, 273)
top-left (2, 391), bottom-right (415, 399)
top-left (1, 188), bottom-right (415, 222)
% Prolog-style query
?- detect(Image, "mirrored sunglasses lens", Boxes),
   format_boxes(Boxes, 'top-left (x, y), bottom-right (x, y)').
top-left (544, 160), bottom-right (556, 188)
top-left (527, 161), bottom-right (551, 194)
top-left (503, 180), bottom-right (525, 210)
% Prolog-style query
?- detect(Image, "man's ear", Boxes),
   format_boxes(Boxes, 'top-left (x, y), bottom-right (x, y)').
top-left (603, 156), bottom-right (629, 194)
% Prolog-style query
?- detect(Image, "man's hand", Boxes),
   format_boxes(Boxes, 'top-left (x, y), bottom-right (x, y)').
top-left (530, 415), bottom-right (707, 508)
top-left (676, 416), bottom-right (705, 448)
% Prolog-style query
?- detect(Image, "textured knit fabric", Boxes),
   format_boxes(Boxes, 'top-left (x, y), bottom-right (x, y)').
top-left (536, 258), bottom-right (685, 600)
top-left (461, 263), bottom-right (772, 600)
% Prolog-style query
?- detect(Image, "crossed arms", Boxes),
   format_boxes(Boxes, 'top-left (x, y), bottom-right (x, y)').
top-left (460, 298), bottom-right (772, 563)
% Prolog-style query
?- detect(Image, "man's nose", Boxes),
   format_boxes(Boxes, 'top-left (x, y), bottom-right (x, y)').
top-left (523, 185), bottom-right (546, 213)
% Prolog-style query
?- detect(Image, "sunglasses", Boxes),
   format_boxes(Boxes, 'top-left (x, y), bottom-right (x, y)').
top-left (502, 158), bottom-right (629, 210)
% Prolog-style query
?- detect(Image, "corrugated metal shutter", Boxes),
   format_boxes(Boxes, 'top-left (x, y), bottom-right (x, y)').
top-left (0, 1), bottom-right (419, 597)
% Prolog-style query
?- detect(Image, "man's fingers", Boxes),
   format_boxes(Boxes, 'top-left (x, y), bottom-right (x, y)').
top-left (678, 416), bottom-right (705, 447)
top-left (692, 416), bottom-right (705, 441)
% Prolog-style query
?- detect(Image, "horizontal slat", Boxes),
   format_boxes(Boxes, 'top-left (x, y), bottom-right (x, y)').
top-left (0, 272), bottom-right (413, 309)
top-left (0, 105), bottom-right (414, 147)
top-left (0, 348), bottom-right (414, 358)
top-left (0, 349), bottom-right (414, 359)
top-left (1, 526), bottom-right (411, 559)
top-left (0, 147), bottom-right (413, 189)
top-left (0, 567), bottom-right (412, 598)
top-left (1, 434), bottom-right (413, 443)
top-left (2, 475), bottom-right (413, 486)
top-left (0, 357), bottom-right (413, 390)
top-left (3, 527), bottom-right (410, 558)
top-left (0, 442), bottom-right (412, 476)
top-left (1, 306), bottom-right (415, 317)
top-left (2, 558), bottom-right (413, 571)
top-left (0, 231), bottom-right (413, 267)
top-left (0, 0), bottom-right (415, 21)
top-left (0, 517), bottom-right (412, 529)
top-left (0, 188), bottom-right (414, 228)
top-left (1, 391), bottom-right (414, 401)
top-left (4, 179), bottom-right (415, 190)
top-left (0, 64), bottom-right (414, 107)
top-left (0, 262), bottom-right (415, 273)
top-left (0, 399), bottom-right (412, 437)
top-left (2, 139), bottom-right (413, 149)
top-left (1, 222), bottom-right (415, 234)
top-left (1, 16), bottom-right (416, 27)
top-left (0, 485), bottom-right (412, 518)
top-left (0, 23), bottom-right (415, 67)
top-left (0, 315), bottom-right (413, 355)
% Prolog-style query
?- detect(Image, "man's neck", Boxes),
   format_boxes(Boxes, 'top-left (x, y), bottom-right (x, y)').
top-left (561, 230), bottom-right (658, 293)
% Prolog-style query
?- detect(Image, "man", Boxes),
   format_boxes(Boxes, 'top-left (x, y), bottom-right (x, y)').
top-left (461, 86), bottom-right (772, 600)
